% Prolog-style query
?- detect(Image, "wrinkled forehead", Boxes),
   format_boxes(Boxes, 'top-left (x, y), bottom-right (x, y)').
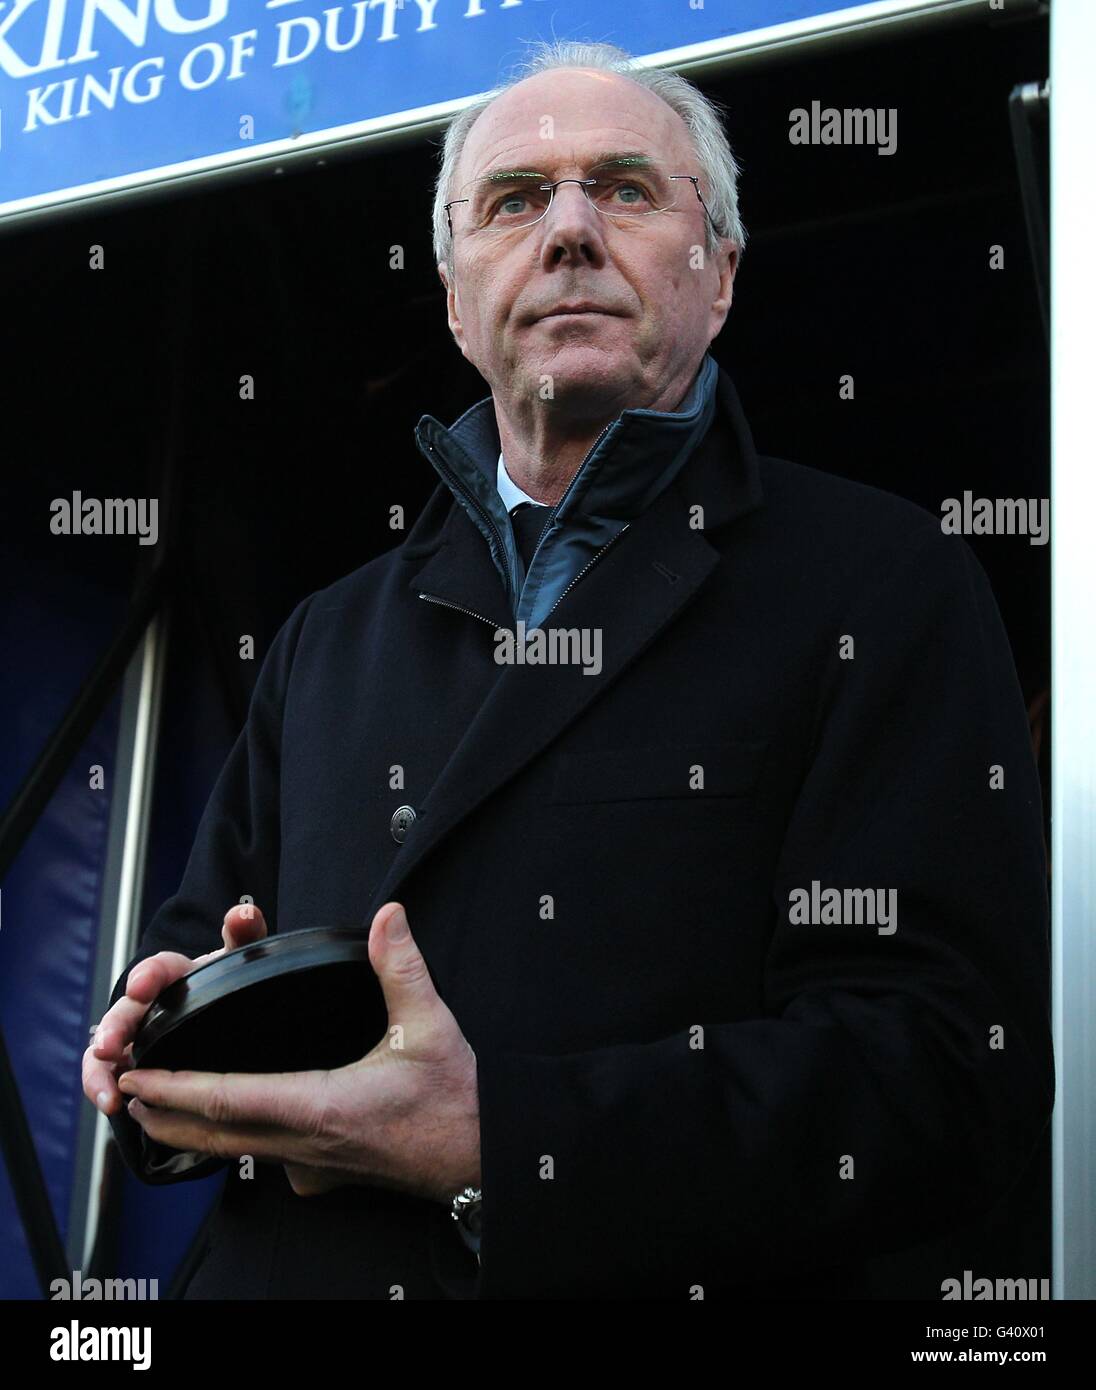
top-left (455, 68), bottom-right (694, 189)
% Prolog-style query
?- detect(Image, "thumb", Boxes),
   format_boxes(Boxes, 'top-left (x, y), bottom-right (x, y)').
top-left (223, 902), bottom-right (267, 950)
top-left (369, 903), bottom-right (441, 1027)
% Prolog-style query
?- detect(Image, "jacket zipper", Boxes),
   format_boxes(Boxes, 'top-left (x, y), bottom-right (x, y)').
top-left (424, 415), bottom-right (621, 624)
top-left (424, 442), bottom-right (515, 605)
top-left (516, 417), bottom-right (616, 579)
top-left (418, 523), bottom-right (629, 629)
top-left (417, 592), bottom-right (502, 628)
top-left (542, 420), bottom-right (612, 524)
top-left (540, 523), bottom-right (630, 623)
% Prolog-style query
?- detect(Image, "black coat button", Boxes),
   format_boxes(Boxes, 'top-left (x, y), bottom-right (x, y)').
top-left (390, 805), bottom-right (416, 843)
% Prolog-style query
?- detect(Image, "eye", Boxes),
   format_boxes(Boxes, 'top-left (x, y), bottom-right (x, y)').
top-left (481, 181), bottom-right (548, 225)
top-left (497, 192), bottom-right (531, 217)
top-left (595, 176), bottom-right (656, 213)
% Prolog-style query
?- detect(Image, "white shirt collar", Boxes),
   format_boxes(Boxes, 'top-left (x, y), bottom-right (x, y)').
top-left (497, 453), bottom-right (541, 513)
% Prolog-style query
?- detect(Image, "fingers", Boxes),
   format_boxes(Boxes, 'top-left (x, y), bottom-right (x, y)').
top-left (126, 950), bottom-right (203, 1004)
top-left (82, 1041), bottom-right (114, 1114)
top-left (82, 1042), bottom-right (134, 1117)
top-left (91, 951), bottom-right (195, 1061)
top-left (91, 994), bottom-right (152, 1062)
top-left (83, 948), bottom-right (207, 1114)
top-left (368, 903), bottom-right (448, 1030)
top-left (283, 1163), bottom-right (345, 1198)
top-left (223, 902), bottom-right (268, 952)
top-left (83, 906), bottom-right (267, 1120)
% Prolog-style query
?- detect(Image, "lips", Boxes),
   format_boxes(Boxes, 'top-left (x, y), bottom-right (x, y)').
top-left (538, 304), bottom-right (615, 320)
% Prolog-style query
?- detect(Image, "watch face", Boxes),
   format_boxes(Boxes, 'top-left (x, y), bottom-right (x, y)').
top-left (452, 1190), bottom-right (482, 1236)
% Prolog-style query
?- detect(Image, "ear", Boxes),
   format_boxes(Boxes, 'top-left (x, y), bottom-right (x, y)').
top-left (707, 239), bottom-right (739, 342)
top-left (437, 260), bottom-right (468, 360)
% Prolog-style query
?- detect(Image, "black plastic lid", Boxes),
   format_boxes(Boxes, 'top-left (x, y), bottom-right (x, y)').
top-left (132, 926), bottom-right (387, 1075)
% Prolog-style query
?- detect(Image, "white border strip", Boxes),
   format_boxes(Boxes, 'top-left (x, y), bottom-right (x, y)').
top-left (1050, 0), bottom-right (1096, 1305)
top-left (1, 0), bottom-right (988, 224)
top-left (80, 612), bottom-right (169, 1271)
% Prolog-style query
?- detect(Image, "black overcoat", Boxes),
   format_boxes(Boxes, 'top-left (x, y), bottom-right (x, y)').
top-left (107, 367), bottom-right (1054, 1299)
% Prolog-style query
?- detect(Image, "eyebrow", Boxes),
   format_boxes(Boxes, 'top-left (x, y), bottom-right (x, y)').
top-left (473, 151), bottom-right (655, 184)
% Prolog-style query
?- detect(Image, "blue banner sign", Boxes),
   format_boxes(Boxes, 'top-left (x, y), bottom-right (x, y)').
top-left (0, 0), bottom-right (951, 221)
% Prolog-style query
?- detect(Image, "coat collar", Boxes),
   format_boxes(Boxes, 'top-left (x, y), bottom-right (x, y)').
top-left (364, 363), bottom-right (765, 918)
top-left (412, 353), bottom-right (720, 612)
top-left (402, 361), bottom-right (764, 614)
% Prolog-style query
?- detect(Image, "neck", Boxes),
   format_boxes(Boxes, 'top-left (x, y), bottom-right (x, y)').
top-left (494, 367), bottom-right (698, 505)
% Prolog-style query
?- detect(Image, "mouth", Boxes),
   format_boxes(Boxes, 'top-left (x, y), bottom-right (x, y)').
top-left (537, 305), bottom-right (617, 322)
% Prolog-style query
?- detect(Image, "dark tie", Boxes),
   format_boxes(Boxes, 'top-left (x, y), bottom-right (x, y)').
top-left (510, 502), bottom-right (551, 571)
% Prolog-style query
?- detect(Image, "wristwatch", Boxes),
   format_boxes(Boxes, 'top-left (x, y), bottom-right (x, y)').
top-left (450, 1185), bottom-right (483, 1266)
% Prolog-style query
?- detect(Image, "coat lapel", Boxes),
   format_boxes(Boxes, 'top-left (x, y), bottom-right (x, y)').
top-left (364, 369), bottom-right (765, 916)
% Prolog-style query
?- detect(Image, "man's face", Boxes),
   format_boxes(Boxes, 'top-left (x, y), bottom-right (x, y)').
top-left (438, 69), bottom-right (737, 423)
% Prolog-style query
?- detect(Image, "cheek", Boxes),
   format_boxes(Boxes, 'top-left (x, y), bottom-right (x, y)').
top-left (633, 243), bottom-right (697, 315)
top-left (460, 261), bottom-right (507, 337)
top-left (673, 259), bottom-right (715, 324)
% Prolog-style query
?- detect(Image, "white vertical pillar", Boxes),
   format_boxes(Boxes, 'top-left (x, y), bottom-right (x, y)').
top-left (72, 611), bottom-right (170, 1270)
top-left (1050, 0), bottom-right (1096, 1304)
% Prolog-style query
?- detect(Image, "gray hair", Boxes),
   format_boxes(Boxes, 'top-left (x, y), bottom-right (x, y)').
top-left (431, 39), bottom-right (746, 271)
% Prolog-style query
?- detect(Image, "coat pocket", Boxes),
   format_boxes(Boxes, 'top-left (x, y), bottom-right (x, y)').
top-left (549, 740), bottom-right (768, 805)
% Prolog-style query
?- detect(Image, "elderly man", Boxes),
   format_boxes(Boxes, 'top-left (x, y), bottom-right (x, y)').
top-left (83, 40), bottom-right (1053, 1300)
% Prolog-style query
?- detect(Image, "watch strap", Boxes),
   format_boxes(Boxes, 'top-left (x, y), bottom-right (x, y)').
top-left (450, 1185), bottom-right (482, 1265)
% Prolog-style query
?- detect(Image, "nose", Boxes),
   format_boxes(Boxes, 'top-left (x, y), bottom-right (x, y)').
top-left (538, 181), bottom-right (607, 266)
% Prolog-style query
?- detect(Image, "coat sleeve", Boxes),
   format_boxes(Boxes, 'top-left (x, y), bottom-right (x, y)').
top-left (472, 526), bottom-right (1055, 1298)
top-left (105, 593), bottom-right (315, 1185)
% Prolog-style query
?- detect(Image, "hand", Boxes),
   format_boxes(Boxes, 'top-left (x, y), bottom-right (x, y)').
top-left (115, 903), bottom-right (482, 1206)
top-left (82, 903), bottom-right (268, 1119)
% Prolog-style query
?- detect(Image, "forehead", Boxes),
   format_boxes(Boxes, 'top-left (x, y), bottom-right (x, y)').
top-left (455, 68), bottom-right (694, 185)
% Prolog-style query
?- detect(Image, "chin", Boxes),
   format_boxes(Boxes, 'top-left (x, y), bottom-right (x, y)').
top-left (536, 343), bottom-right (636, 400)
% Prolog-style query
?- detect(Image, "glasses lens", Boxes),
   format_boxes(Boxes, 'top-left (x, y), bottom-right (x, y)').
top-left (586, 163), bottom-right (679, 218)
top-left (462, 174), bottom-right (552, 231)
top-left (454, 163), bottom-right (686, 233)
